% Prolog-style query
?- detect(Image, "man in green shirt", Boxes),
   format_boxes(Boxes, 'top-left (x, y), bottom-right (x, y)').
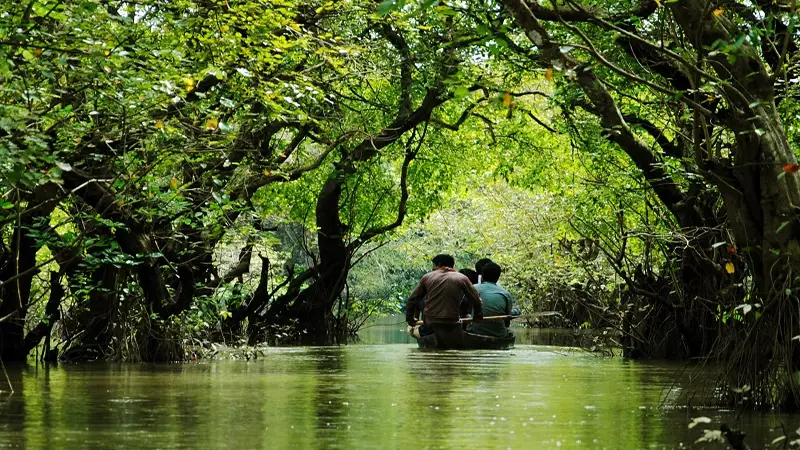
top-left (467, 262), bottom-right (514, 338)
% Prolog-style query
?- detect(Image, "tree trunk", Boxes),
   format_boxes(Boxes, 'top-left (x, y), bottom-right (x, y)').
top-left (668, 0), bottom-right (800, 403)
top-left (59, 262), bottom-right (121, 361)
top-left (22, 271), bottom-right (63, 360)
top-left (261, 172), bottom-right (350, 343)
top-left (0, 185), bottom-right (58, 362)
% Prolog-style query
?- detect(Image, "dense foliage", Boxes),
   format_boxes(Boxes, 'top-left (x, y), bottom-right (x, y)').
top-left (4, 0), bottom-right (800, 411)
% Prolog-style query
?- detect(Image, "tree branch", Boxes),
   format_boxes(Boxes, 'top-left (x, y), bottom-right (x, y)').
top-left (623, 115), bottom-right (684, 159)
top-left (235, 131), bottom-right (357, 197)
top-left (22, 271), bottom-right (63, 353)
top-left (153, 73), bottom-right (223, 119)
top-left (524, 109), bottom-right (558, 133)
top-left (515, 0), bottom-right (658, 23)
top-left (208, 244), bottom-right (253, 289)
top-left (575, 99), bottom-right (683, 158)
top-left (556, 18), bottom-right (716, 117)
top-left (347, 122), bottom-right (427, 251)
top-left (500, 0), bottom-right (696, 225)
top-left (379, 23), bottom-right (414, 119)
top-left (430, 104), bottom-right (477, 130)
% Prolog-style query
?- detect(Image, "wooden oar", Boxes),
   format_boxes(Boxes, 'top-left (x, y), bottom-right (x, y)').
top-left (414, 315), bottom-right (516, 326)
top-left (412, 311), bottom-right (562, 326)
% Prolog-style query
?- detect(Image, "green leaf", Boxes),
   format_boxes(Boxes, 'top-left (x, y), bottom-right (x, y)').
top-left (453, 86), bottom-right (469, 99)
top-left (79, 1), bottom-right (99, 12)
top-left (434, 5), bottom-right (456, 15)
top-left (377, 0), bottom-right (397, 15)
top-left (50, 11), bottom-right (68, 21)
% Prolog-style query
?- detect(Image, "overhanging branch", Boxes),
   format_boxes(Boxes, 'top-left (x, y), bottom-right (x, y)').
top-left (500, 0), bottom-right (696, 226)
top-left (379, 23), bottom-right (414, 119)
top-left (516, 0), bottom-right (658, 23)
top-left (347, 122), bottom-right (428, 252)
top-left (430, 104), bottom-right (477, 130)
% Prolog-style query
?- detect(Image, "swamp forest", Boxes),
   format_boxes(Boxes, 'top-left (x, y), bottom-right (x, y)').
top-left (4, 0), bottom-right (800, 448)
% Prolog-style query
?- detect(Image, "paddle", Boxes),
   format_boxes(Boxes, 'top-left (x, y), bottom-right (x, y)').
top-left (412, 311), bottom-right (561, 326)
top-left (414, 315), bottom-right (517, 326)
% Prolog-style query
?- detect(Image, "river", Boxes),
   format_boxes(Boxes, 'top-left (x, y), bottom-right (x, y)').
top-left (0, 318), bottom-right (796, 449)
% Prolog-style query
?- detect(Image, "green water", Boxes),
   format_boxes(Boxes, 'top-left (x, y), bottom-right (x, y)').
top-left (0, 322), bottom-right (796, 449)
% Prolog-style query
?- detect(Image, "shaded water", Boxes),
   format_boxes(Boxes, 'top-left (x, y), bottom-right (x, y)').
top-left (0, 320), bottom-right (797, 449)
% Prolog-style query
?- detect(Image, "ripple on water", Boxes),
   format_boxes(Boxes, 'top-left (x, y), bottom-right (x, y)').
top-left (0, 337), bottom-right (792, 449)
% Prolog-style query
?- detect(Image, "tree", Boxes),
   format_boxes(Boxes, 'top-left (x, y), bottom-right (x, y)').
top-left (483, 0), bottom-right (800, 408)
top-left (0, 0), bottom-right (488, 360)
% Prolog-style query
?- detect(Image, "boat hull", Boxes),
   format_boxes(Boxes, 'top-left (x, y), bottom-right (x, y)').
top-left (415, 330), bottom-right (515, 350)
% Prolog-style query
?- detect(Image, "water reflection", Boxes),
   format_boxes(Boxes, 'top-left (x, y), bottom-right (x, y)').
top-left (355, 315), bottom-right (416, 345)
top-left (310, 346), bottom-right (350, 447)
top-left (356, 314), bottom-right (587, 348)
top-left (0, 339), bottom-right (796, 448)
top-left (0, 364), bottom-right (25, 446)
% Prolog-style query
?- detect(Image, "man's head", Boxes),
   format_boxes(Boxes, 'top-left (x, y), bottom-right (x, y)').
top-left (475, 258), bottom-right (493, 275)
top-left (432, 253), bottom-right (455, 269)
top-left (481, 262), bottom-right (502, 283)
top-left (459, 268), bottom-right (479, 284)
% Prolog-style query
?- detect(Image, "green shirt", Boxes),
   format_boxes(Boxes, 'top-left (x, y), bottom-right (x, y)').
top-left (467, 282), bottom-right (513, 338)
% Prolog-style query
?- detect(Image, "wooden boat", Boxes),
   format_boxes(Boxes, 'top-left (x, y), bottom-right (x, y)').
top-left (415, 330), bottom-right (515, 350)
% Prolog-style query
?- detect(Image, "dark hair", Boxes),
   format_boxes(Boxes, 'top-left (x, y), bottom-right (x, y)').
top-left (481, 262), bottom-right (502, 283)
top-left (475, 258), bottom-right (493, 274)
top-left (459, 268), bottom-right (479, 284)
top-left (432, 253), bottom-right (455, 268)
